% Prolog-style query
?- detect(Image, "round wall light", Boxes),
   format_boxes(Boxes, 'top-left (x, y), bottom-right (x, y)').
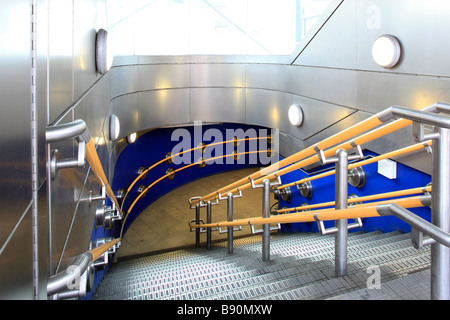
top-left (127, 132), bottom-right (137, 144)
top-left (288, 104), bottom-right (304, 127)
top-left (109, 114), bottom-right (120, 141)
top-left (371, 34), bottom-right (401, 69)
top-left (96, 29), bottom-right (114, 74)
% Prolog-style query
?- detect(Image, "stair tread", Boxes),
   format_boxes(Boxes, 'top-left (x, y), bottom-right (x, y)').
top-left (93, 231), bottom-right (431, 300)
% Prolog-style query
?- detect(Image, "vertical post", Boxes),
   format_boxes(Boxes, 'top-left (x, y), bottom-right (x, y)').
top-left (262, 179), bottom-right (271, 262)
top-left (431, 128), bottom-right (450, 300)
top-left (335, 149), bottom-right (348, 277)
top-left (207, 201), bottom-right (212, 250)
top-left (195, 204), bottom-right (200, 248)
top-left (227, 193), bottom-right (233, 254)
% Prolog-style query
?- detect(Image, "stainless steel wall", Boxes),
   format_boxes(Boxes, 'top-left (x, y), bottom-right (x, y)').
top-left (1, 0), bottom-right (449, 299)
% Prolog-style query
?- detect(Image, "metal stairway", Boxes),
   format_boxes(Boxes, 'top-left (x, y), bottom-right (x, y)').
top-left (93, 231), bottom-right (431, 300)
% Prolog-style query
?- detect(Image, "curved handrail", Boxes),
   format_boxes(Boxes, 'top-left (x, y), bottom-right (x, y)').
top-left (277, 185), bottom-right (432, 214)
top-left (119, 150), bottom-right (269, 239)
top-left (47, 238), bottom-right (120, 297)
top-left (277, 140), bottom-right (432, 191)
top-left (120, 136), bottom-right (270, 211)
top-left (193, 117), bottom-right (411, 205)
top-left (191, 194), bottom-right (431, 229)
top-left (46, 119), bottom-right (120, 210)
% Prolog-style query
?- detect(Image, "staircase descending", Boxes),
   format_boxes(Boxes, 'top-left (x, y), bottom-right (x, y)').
top-left (93, 231), bottom-right (431, 300)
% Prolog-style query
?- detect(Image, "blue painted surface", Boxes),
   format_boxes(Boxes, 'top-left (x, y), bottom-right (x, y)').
top-left (84, 123), bottom-right (273, 299)
top-left (277, 150), bottom-right (431, 234)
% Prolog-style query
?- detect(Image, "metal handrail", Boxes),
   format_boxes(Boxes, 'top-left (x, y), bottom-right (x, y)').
top-left (277, 140), bottom-right (432, 191)
top-left (47, 238), bottom-right (120, 297)
top-left (190, 194), bottom-right (431, 229)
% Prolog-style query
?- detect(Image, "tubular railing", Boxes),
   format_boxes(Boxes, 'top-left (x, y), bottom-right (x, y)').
top-left (188, 102), bottom-right (450, 300)
top-left (47, 238), bottom-right (120, 299)
top-left (46, 120), bottom-right (122, 298)
top-left (120, 136), bottom-right (270, 212)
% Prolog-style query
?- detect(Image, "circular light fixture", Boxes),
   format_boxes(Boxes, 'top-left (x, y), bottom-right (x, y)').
top-left (371, 34), bottom-right (401, 69)
top-left (127, 132), bottom-right (137, 144)
top-left (288, 104), bottom-right (303, 127)
top-left (109, 114), bottom-right (120, 141)
top-left (96, 29), bottom-right (114, 74)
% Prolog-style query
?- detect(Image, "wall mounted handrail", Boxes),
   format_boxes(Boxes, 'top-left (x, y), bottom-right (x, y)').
top-left (377, 203), bottom-right (450, 248)
top-left (277, 140), bottom-right (432, 191)
top-left (119, 149), bottom-right (269, 239)
top-left (120, 136), bottom-right (269, 211)
top-left (191, 102), bottom-right (450, 206)
top-left (46, 119), bottom-right (120, 210)
top-left (277, 185), bottom-right (432, 214)
top-left (191, 194), bottom-right (431, 229)
top-left (47, 238), bottom-right (120, 297)
top-left (191, 117), bottom-right (413, 206)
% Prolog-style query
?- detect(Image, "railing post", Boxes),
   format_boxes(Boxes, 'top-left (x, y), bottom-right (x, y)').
top-left (262, 179), bottom-right (271, 262)
top-left (207, 200), bottom-right (212, 250)
top-left (195, 204), bottom-right (201, 248)
top-left (227, 193), bottom-right (234, 254)
top-left (335, 149), bottom-right (348, 277)
top-left (431, 127), bottom-right (450, 300)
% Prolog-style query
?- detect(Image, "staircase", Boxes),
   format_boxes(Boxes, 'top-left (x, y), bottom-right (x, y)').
top-left (93, 231), bottom-right (431, 300)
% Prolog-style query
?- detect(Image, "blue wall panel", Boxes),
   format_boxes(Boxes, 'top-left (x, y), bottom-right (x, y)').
top-left (277, 150), bottom-right (431, 234)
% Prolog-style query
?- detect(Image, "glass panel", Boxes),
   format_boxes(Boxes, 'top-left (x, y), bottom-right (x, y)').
top-left (108, 0), bottom-right (333, 56)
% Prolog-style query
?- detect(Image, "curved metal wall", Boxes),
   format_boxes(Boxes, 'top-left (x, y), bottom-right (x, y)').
top-left (1, 0), bottom-right (450, 299)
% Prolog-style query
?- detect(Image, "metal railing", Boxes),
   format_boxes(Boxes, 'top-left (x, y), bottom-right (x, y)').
top-left (188, 102), bottom-right (450, 300)
top-left (46, 120), bottom-right (122, 299)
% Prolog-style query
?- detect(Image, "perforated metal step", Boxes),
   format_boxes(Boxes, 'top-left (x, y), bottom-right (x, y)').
top-left (93, 231), bottom-right (431, 300)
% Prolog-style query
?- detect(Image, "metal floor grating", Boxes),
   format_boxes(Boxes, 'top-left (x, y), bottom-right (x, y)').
top-left (93, 231), bottom-right (432, 300)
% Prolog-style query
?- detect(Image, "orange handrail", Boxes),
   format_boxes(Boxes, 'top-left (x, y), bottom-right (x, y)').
top-left (89, 238), bottom-right (121, 261)
top-left (277, 140), bottom-right (432, 190)
top-left (277, 185), bottom-right (431, 214)
top-left (85, 139), bottom-right (120, 209)
top-left (191, 118), bottom-right (412, 205)
top-left (119, 150), bottom-right (269, 239)
top-left (191, 195), bottom-right (428, 229)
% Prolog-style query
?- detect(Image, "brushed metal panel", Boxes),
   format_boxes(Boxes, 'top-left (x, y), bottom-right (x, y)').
top-left (110, 65), bottom-right (139, 99)
top-left (246, 64), bottom-right (290, 92)
top-left (289, 65), bottom-right (357, 108)
top-left (190, 63), bottom-right (246, 88)
top-left (138, 64), bottom-right (190, 92)
top-left (138, 89), bottom-right (191, 130)
top-left (356, 0), bottom-right (450, 77)
top-left (246, 89), bottom-right (355, 141)
top-left (278, 131), bottom-right (305, 158)
top-left (293, 0), bottom-right (357, 69)
top-left (190, 88), bottom-right (246, 123)
top-left (73, 0), bottom-right (105, 98)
